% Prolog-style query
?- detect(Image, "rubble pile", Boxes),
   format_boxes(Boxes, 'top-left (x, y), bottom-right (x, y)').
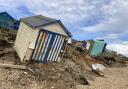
top-left (96, 50), bottom-right (128, 67)
top-left (0, 31), bottom-right (21, 65)
top-left (27, 45), bottom-right (96, 88)
top-left (0, 29), bottom-right (17, 43)
top-left (0, 42), bottom-right (16, 64)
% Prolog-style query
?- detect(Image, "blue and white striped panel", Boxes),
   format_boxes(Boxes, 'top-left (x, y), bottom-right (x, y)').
top-left (34, 32), bottom-right (45, 60)
top-left (47, 35), bottom-right (58, 61)
top-left (40, 34), bottom-right (52, 62)
top-left (47, 35), bottom-right (65, 62)
top-left (54, 37), bottom-right (65, 61)
top-left (33, 30), bottom-right (66, 63)
top-left (37, 33), bottom-right (47, 61)
top-left (51, 35), bottom-right (61, 61)
top-left (38, 33), bottom-right (49, 61)
top-left (52, 36), bottom-right (63, 61)
top-left (35, 32), bottom-right (46, 60)
top-left (48, 35), bottom-right (60, 61)
top-left (33, 32), bottom-right (44, 60)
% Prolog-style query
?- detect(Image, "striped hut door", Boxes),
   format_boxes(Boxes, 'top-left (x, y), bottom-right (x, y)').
top-left (32, 29), bottom-right (66, 63)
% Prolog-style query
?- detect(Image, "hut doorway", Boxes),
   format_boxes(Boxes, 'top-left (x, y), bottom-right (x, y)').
top-left (32, 29), bottom-right (66, 63)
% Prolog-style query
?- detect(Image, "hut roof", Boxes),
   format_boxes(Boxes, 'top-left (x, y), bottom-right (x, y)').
top-left (21, 15), bottom-right (72, 37)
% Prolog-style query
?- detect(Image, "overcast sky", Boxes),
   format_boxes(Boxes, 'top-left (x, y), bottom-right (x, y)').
top-left (0, 0), bottom-right (128, 56)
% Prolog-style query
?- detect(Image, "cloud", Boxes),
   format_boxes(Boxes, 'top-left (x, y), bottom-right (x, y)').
top-left (107, 42), bottom-right (128, 57)
top-left (96, 33), bottom-right (127, 41)
top-left (23, 0), bottom-right (111, 23)
top-left (82, 0), bottom-right (128, 35)
top-left (0, 0), bottom-right (33, 18)
top-left (24, 0), bottom-right (88, 22)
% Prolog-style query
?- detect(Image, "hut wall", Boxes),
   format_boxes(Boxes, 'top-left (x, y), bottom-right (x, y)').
top-left (89, 41), bottom-right (106, 56)
top-left (38, 23), bottom-right (68, 37)
top-left (14, 22), bottom-right (39, 62)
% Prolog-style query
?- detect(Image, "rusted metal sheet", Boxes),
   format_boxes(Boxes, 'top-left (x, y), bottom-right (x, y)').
top-left (32, 29), bottom-right (66, 63)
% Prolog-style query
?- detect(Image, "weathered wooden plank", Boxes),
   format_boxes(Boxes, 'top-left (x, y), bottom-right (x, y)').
top-left (0, 64), bottom-right (27, 70)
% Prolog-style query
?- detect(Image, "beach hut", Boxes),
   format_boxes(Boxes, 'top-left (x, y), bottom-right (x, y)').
top-left (88, 40), bottom-right (107, 56)
top-left (14, 15), bottom-right (71, 63)
top-left (0, 12), bottom-right (19, 30)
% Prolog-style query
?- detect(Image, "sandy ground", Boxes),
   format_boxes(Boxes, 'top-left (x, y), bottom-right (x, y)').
top-left (77, 66), bottom-right (128, 89)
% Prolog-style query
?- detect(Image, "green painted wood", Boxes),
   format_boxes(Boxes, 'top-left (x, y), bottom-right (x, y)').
top-left (90, 40), bottom-right (106, 56)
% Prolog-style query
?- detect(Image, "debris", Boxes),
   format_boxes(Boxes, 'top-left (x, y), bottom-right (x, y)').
top-left (91, 64), bottom-right (105, 77)
top-left (88, 40), bottom-right (107, 56)
top-left (0, 63), bottom-right (27, 70)
top-left (97, 50), bottom-right (127, 67)
top-left (67, 38), bottom-right (72, 44)
top-left (51, 86), bottom-right (54, 89)
top-left (24, 72), bottom-right (28, 75)
top-left (79, 75), bottom-right (89, 85)
top-left (0, 39), bottom-right (9, 47)
top-left (91, 64), bottom-right (106, 71)
top-left (0, 52), bottom-right (5, 57)
top-left (20, 78), bottom-right (27, 85)
top-left (27, 51), bottom-right (91, 88)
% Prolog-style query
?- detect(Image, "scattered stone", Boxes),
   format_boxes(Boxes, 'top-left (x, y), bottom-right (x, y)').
top-left (51, 86), bottom-right (54, 89)
top-left (24, 72), bottom-right (27, 75)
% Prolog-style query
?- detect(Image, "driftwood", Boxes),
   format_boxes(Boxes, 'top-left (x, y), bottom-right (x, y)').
top-left (0, 64), bottom-right (27, 70)
top-left (0, 64), bottom-right (41, 76)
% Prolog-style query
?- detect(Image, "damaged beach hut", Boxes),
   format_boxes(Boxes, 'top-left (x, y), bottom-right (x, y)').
top-left (0, 12), bottom-right (19, 30)
top-left (86, 40), bottom-right (107, 56)
top-left (14, 15), bottom-right (71, 63)
top-left (78, 40), bottom-right (107, 56)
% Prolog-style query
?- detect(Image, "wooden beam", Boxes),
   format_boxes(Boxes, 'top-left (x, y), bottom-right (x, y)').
top-left (0, 64), bottom-right (27, 70)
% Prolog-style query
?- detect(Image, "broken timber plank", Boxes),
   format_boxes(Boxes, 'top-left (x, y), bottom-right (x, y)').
top-left (0, 64), bottom-right (27, 70)
top-left (92, 70), bottom-right (104, 77)
top-left (101, 58), bottom-right (111, 65)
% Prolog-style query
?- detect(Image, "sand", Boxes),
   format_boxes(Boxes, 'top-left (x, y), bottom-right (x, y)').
top-left (77, 66), bottom-right (128, 89)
